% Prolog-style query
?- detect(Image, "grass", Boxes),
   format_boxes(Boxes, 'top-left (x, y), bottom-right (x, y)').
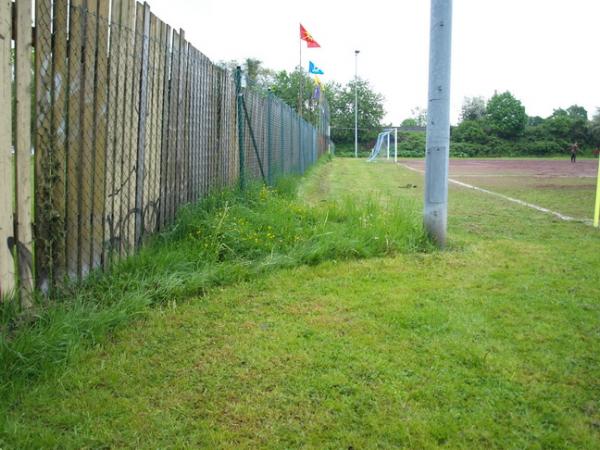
top-left (0, 159), bottom-right (428, 393)
top-left (450, 174), bottom-right (596, 220)
top-left (2, 158), bottom-right (600, 448)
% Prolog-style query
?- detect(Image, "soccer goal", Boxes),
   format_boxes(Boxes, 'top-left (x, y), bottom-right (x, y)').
top-left (367, 128), bottom-right (398, 163)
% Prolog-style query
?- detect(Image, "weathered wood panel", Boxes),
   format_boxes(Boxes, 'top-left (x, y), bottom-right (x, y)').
top-left (15, 0), bottom-right (34, 302)
top-left (103, 0), bottom-right (122, 268)
top-left (90, 0), bottom-right (110, 270)
top-left (0, 0), bottom-right (15, 298)
top-left (50, 0), bottom-right (69, 283)
top-left (134, 2), bottom-right (150, 248)
top-left (118, 0), bottom-right (135, 256)
top-left (65, 0), bottom-right (84, 278)
top-left (78, 0), bottom-right (99, 277)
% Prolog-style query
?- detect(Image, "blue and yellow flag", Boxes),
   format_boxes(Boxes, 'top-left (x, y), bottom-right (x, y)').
top-left (309, 61), bottom-right (324, 75)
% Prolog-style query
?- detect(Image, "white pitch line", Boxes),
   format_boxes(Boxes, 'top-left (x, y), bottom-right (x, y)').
top-left (400, 163), bottom-right (593, 226)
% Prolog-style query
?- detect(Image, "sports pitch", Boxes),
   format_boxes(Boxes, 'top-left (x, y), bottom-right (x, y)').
top-left (401, 158), bottom-right (599, 222)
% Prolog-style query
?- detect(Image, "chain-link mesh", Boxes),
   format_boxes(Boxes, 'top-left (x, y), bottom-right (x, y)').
top-left (11, 0), bottom-right (332, 293)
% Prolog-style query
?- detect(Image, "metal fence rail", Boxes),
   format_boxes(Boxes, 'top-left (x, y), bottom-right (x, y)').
top-left (0, 0), bottom-right (331, 302)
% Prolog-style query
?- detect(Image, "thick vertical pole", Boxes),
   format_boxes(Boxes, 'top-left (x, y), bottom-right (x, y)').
top-left (236, 66), bottom-right (245, 190)
top-left (267, 92), bottom-right (273, 184)
top-left (354, 50), bottom-right (359, 158)
top-left (424, 0), bottom-right (452, 247)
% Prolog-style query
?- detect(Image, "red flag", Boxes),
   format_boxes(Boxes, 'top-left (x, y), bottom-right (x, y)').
top-left (300, 24), bottom-right (320, 48)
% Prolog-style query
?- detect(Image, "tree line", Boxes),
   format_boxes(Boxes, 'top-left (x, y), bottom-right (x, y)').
top-left (227, 59), bottom-right (600, 157)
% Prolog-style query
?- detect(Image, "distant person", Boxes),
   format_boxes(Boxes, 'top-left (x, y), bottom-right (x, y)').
top-left (569, 142), bottom-right (579, 163)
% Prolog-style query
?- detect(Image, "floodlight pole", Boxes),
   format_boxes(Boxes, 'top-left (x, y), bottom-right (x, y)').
top-left (424, 0), bottom-right (453, 247)
top-left (354, 50), bottom-right (360, 158)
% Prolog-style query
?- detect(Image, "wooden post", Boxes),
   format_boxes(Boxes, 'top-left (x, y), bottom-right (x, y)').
top-left (90, 0), bottom-right (110, 270)
top-left (79, 0), bottom-right (99, 277)
top-left (14, 0), bottom-right (34, 303)
top-left (134, 2), bottom-right (150, 248)
top-left (103, 0), bottom-right (122, 268)
top-left (34, 0), bottom-right (53, 289)
top-left (50, 0), bottom-right (69, 282)
top-left (0, 0), bottom-right (15, 298)
top-left (65, 0), bottom-right (84, 279)
top-left (158, 24), bottom-right (171, 231)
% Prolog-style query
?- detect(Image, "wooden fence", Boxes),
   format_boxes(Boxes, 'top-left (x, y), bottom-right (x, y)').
top-left (0, 0), bottom-right (330, 301)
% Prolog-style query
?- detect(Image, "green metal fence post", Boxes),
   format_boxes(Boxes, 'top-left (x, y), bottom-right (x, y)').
top-left (280, 102), bottom-right (284, 176)
top-left (236, 66), bottom-right (245, 190)
top-left (267, 91), bottom-right (272, 185)
top-left (298, 116), bottom-right (302, 174)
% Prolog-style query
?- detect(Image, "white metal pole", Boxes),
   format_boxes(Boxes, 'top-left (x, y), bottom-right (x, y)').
top-left (386, 132), bottom-right (390, 159)
top-left (354, 50), bottom-right (359, 158)
top-left (424, 0), bottom-right (453, 247)
top-left (394, 127), bottom-right (398, 163)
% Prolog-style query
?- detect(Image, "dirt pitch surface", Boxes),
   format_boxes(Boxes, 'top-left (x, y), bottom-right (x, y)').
top-left (400, 158), bottom-right (599, 178)
top-left (400, 158), bottom-right (599, 222)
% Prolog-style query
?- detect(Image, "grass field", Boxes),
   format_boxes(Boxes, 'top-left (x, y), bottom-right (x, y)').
top-left (402, 158), bottom-right (599, 221)
top-left (1, 158), bottom-right (600, 448)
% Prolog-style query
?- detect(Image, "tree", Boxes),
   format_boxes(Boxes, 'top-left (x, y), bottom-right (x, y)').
top-left (566, 105), bottom-right (588, 121)
top-left (460, 96), bottom-right (486, 122)
top-left (400, 118), bottom-right (418, 127)
top-left (544, 106), bottom-right (589, 144)
top-left (452, 119), bottom-right (489, 144)
top-left (325, 78), bottom-right (385, 145)
top-left (588, 109), bottom-right (600, 146)
top-left (268, 68), bottom-right (322, 125)
top-left (217, 58), bottom-right (275, 91)
top-left (410, 107), bottom-right (427, 127)
top-left (485, 91), bottom-right (527, 139)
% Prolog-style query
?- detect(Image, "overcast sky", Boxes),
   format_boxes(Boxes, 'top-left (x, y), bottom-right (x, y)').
top-left (148, 0), bottom-right (600, 125)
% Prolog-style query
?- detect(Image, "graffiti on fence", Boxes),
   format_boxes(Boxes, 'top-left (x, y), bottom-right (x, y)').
top-left (103, 198), bottom-right (160, 254)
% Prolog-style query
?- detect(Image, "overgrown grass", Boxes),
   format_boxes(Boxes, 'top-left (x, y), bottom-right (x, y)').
top-left (2, 158), bottom-right (599, 448)
top-left (0, 168), bottom-right (429, 395)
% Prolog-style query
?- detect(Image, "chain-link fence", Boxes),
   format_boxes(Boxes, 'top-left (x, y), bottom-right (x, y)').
top-left (0, 0), bottom-right (331, 300)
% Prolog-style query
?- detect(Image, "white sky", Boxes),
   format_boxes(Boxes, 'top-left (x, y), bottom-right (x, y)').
top-left (149, 0), bottom-right (600, 125)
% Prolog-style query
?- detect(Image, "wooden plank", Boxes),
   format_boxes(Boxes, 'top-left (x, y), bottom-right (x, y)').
top-left (105, 0), bottom-right (124, 263)
top-left (158, 24), bottom-right (171, 231)
top-left (50, 0), bottom-right (69, 283)
top-left (0, 0), bottom-right (15, 298)
top-left (187, 47), bottom-right (195, 203)
top-left (15, 0), bottom-right (34, 302)
top-left (65, 0), bottom-right (84, 279)
top-left (117, 0), bottom-right (135, 257)
top-left (182, 40), bottom-right (191, 205)
top-left (78, 0), bottom-right (99, 277)
top-left (142, 14), bottom-right (158, 237)
top-left (33, 0), bottom-right (52, 289)
top-left (122, 0), bottom-right (142, 255)
top-left (150, 18), bottom-right (165, 232)
top-left (166, 30), bottom-right (180, 225)
top-left (192, 49), bottom-right (200, 201)
top-left (199, 55), bottom-right (207, 198)
top-left (90, 0), bottom-right (110, 270)
top-left (175, 32), bottom-right (187, 213)
top-left (103, 0), bottom-right (121, 268)
top-left (133, 2), bottom-right (150, 249)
